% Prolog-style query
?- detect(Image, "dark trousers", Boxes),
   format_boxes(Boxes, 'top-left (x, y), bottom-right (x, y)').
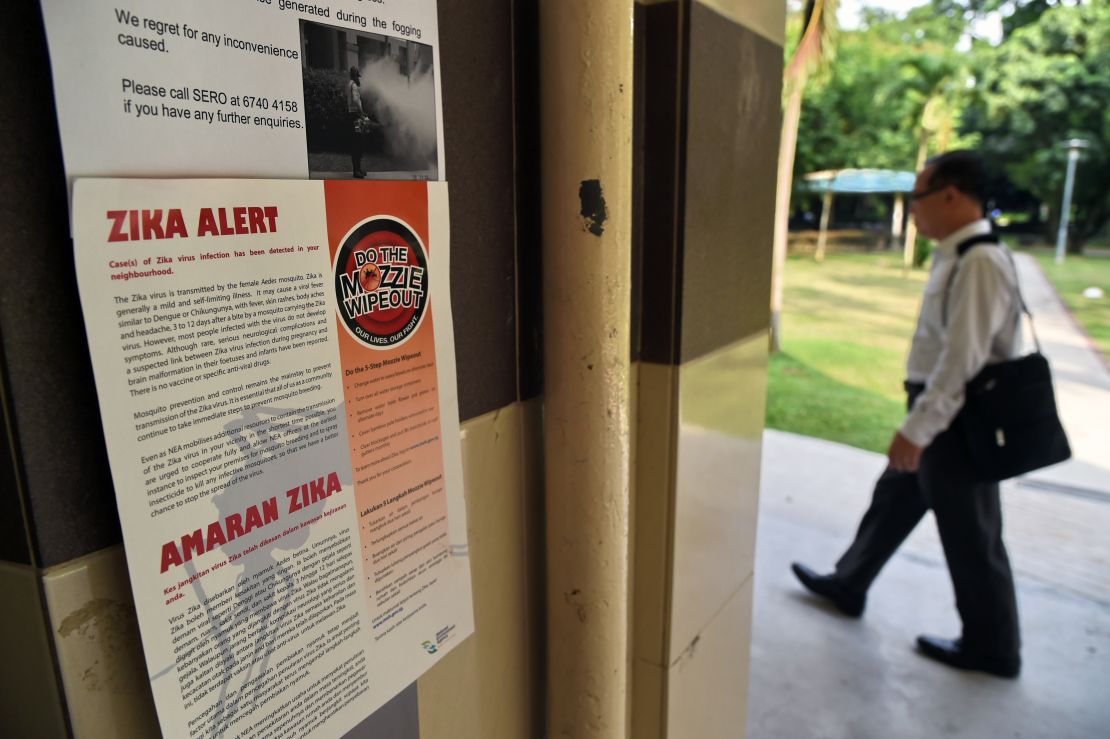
top-left (349, 112), bottom-right (362, 175)
top-left (833, 385), bottom-right (1021, 658)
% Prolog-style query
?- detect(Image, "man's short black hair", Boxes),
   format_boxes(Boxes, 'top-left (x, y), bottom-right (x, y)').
top-left (924, 150), bottom-right (987, 205)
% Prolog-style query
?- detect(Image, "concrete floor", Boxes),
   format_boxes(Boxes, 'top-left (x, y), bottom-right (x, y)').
top-left (746, 253), bottom-right (1110, 739)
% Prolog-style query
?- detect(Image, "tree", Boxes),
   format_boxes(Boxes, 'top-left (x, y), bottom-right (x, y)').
top-left (771, 0), bottom-right (839, 353)
top-left (792, 25), bottom-right (917, 179)
top-left (792, 0), bottom-right (995, 184)
top-left (787, 1), bottom-right (981, 270)
top-left (969, 1), bottom-right (1110, 249)
top-left (886, 51), bottom-right (968, 266)
top-left (965, 0), bottom-right (1070, 40)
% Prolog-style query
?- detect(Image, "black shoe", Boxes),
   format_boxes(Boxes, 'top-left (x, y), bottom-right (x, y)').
top-left (353, 170), bottom-right (366, 179)
top-left (915, 635), bottom-right (1020, 678)
top-left (791, 563), bottom-right (865, 617)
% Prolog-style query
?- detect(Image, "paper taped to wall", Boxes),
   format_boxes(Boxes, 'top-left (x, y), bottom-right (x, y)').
top-left (71, 177), bottom-right (471, 739)
top-left (40, 0), bottom-right (445, 186)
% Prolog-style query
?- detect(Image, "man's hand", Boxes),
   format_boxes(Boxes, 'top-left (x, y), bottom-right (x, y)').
top-left (887, 431), bottom-right (924, 473)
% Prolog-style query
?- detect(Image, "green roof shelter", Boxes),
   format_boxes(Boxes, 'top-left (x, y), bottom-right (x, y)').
top-left (800, 169), bottom-right (916, 261)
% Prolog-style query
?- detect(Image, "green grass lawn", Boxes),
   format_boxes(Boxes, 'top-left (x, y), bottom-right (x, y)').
top-left (766, 252), bottom-right (926, 453)
top-left (764, 245), bottom-right (1110, 453)
top-left (1027, 248), bottom-right (1110, 359)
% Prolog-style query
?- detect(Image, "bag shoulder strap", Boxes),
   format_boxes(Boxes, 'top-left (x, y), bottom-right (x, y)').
top-left (956, 233), bottom-right (999, 257)
top-left (942, 233), bottom-right (1042, 353)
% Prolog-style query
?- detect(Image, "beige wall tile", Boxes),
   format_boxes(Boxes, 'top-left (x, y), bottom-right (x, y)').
top-left (26, 399), bottom-right (545, 739)
top-left (632, 361), bottom-right (679, 668)
top-left (632, 335), bottom-right (767, 738)
top-left (666, 578), bottom-right (755, 738)
top-left (670, 335), bottom-right (767, 663)
top-left (632, 656), bottom-right (667, 738)
top-left (40, 546), bottom-right (160, 739)
top-left (418, 399), bottom-right (544, 739)
top-left (0, 561), bottom-right (68, 739)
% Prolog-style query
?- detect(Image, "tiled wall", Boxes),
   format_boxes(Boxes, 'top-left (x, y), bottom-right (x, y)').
top-left (418, 401), bottom-right (544, 738)
top-left (0, 561), bottom-right (69, 737)
top-left (414, 2), bottom-right (545, 736)
top-left (0, 0), bottom-right (544, 736)
top-left (631, 1), bottom-right (782, 736)
top-left (1, 0), bottom-right (779, 736)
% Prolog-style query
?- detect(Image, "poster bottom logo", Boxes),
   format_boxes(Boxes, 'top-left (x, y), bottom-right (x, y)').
top-left (334, 217), bottom-right (429, 349)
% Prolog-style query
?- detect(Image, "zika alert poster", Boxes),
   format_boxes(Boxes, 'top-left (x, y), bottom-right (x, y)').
top-left (40, 0), bottom-right (444, 184)
top-left (71, 178), bottom-right (472, 739)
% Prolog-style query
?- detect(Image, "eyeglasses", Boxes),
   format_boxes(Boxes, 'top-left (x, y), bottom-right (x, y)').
top-left (908, 185), bottom-right (946, 202)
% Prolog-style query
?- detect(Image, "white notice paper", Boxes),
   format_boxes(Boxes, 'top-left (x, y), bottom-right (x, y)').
top-left (71, 178), bottom-right (471, 739)
top-left (41, 0), bottom-right (445, 185)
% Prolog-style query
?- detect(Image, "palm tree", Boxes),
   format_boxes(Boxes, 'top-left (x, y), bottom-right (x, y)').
top-left (771, 0), bottom-right (839, 353)
top-left (886, 52), bottom-right (963, 268)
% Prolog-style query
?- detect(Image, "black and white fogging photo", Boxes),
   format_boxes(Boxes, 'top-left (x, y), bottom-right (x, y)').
top-left (299, 20), bottom-right (438, 180)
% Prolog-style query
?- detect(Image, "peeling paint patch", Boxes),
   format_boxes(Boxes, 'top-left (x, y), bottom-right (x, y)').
top-left (579, 179), bottom-right (608, 237)
top-left (57, 598), bottom-right (145, 693)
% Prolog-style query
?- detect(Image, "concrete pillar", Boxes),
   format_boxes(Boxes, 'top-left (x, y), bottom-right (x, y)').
top-left (540, 1), bottom-right (634, 738)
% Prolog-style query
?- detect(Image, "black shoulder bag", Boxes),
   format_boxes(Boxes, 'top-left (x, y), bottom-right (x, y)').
top-left (944, 235), bottom-right (1071, 482)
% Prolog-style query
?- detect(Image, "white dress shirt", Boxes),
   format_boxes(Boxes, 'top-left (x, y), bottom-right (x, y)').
top-left (900, 218), bottom-right (1023, 447)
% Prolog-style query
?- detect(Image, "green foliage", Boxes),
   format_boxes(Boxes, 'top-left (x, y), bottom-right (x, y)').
top-left (914, 238), bottom-right (933, 267)
top-left (793, 31), bottom-right (914, 173)
top-left (792, 0), bottom-right (974, 181)
top-left (301, 66), bottom-right (350, 151)
top-left (766, 252), bottom-right (927, 452)
top-left (785, 0), bottom-right (841, 72)
top-left (968, 2), bottom-right (1110, 247)
top-left (967, 0), bottom-right (1066, 39)
top-left (789, 0), bottom-right (1109, 247)
top-left (785, 0), bottom-right (843, 87)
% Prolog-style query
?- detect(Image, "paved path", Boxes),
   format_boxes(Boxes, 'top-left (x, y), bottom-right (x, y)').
top-left (1015, 253), bottom-right (1110, 495)
top-left (747, 253), bottom-right (1110, 738)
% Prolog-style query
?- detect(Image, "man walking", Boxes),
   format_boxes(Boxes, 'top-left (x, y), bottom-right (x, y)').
top-left (792, 150), bottom-right (1023, 678)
